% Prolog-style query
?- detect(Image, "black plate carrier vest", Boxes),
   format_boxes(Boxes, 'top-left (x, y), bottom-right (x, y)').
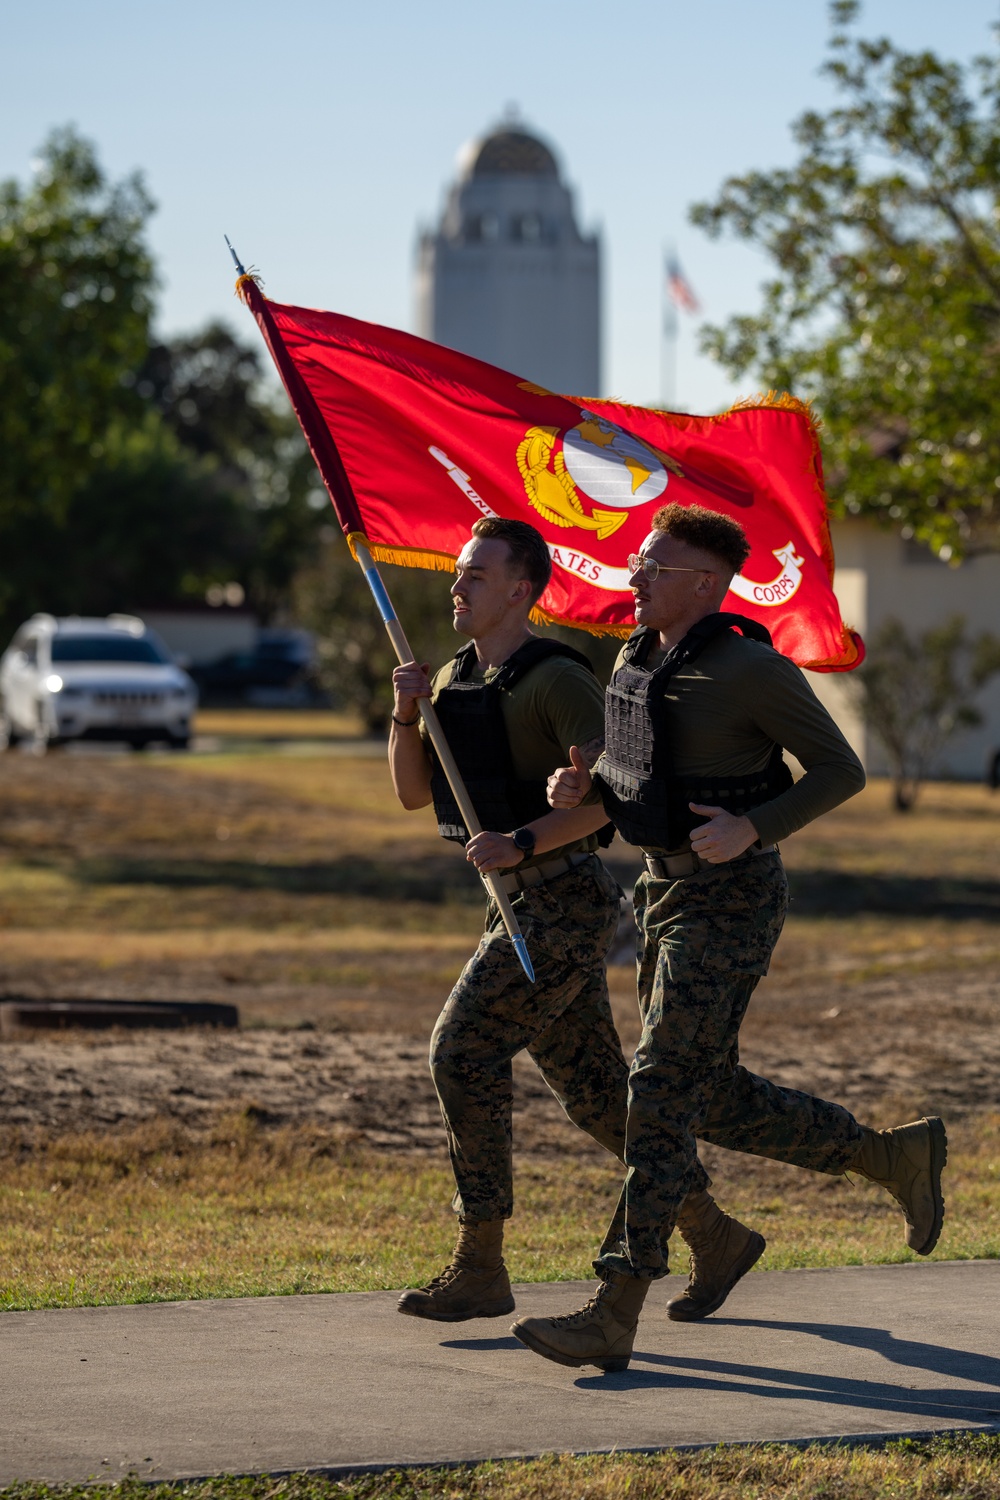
top-left (430, 637), bottom-right (602, 845)
top-left (596, 612), bottom-right (794, 850)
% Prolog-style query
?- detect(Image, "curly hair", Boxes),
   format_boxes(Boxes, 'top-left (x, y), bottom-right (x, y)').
top-left (650, 502), bottom-right (751, 575)
top-left (471, 517), bottom-right (552, 604)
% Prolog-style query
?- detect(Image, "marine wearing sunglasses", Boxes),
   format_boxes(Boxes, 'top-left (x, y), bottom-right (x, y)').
top-left (627, 554), bottom-right (713, 581)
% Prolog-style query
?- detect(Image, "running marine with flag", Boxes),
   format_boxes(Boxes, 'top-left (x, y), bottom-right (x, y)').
top-left (230, 266), bottom-right (875, 1331)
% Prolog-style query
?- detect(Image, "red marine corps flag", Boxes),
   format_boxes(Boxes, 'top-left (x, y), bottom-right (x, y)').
top-left (237, 278), bottom-right (863, 671)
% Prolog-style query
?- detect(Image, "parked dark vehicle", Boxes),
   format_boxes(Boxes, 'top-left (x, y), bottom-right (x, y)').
top-left (191, 629), bottom-right (324, 707)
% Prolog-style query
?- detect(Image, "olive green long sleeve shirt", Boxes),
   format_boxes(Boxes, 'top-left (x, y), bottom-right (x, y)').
top-left (596, 629), bottom-right (865, 849)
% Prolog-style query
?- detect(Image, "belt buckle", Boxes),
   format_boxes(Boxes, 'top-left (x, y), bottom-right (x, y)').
top-left (645, 851), bottom-right (700, 879)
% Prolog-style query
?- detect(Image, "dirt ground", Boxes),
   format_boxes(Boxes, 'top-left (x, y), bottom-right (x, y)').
top-left (2, 959), bottom-right (997, 1156)
top-left (0, 748), bottom-right (997, 1166)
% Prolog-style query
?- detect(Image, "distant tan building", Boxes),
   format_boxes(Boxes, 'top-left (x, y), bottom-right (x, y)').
top-left (140, 607), bottom-right (257, 668)
top-left (807, 518), bottom-right (1000, 780)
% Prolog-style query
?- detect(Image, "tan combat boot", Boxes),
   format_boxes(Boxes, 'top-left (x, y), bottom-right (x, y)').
top-left (849, 1116), bottom-right (947, 1255)
top-left (397, 1218), bottom-right (515, 1322)
top-left (511, 1272), bottom-right (649, 1372)
top-left (667, 1190), bottom-right (766, 1322)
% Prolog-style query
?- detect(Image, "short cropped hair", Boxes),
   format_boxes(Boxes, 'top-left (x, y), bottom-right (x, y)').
top-left (471, 517), bottom-right (552, 605)
top-left (650, 502), bottom-right (751, 575)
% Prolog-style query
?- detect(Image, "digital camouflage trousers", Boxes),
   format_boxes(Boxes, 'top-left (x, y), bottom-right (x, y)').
top-left (430, 855), bottom-right (628, 1222)
top-left (596, 851), bottom-right (864, 1281)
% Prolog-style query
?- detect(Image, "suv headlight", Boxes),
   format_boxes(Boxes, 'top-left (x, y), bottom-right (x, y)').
top-left (45, 676), bottom-right (83, 697)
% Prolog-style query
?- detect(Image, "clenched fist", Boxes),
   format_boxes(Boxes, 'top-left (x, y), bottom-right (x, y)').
top-left (688, 804), bottom-right (758, 863)
top-left (391, 660), bottom-right (431, 722)
top-left (465, 830), bottom-right (522, 874)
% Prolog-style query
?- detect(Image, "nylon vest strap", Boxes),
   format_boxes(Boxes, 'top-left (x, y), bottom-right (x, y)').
top-left (597, 613), bottom-right (794, 850)
top-left (429, 638), bottom-right (598, 845)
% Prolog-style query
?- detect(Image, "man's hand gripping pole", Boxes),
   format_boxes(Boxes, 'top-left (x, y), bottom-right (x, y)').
top-left (355, 541), bottom-right (535, 983)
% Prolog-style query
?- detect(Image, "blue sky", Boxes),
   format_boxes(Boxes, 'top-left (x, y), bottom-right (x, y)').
top-left (3, 1), bottom-right (997, 412)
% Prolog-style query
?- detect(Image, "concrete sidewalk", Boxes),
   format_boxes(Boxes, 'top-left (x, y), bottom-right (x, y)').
top-left (3, 1262), bottom-right (999, 1485)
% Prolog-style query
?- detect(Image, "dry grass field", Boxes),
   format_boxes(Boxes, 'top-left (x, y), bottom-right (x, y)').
top-left (194, 708), bottom-right (365, 741)
top-left (0, 742), bottom-right (997, 1314)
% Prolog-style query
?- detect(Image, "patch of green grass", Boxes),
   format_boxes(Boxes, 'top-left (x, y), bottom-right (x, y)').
top-left (1, 1115), bottom-right (997, 1313)
top-left (4, 1433), bottom-right (1000, 1499)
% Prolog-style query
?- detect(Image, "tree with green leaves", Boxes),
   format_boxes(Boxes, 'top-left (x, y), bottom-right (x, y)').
top-left (137, 322), bottom-right (324, 620)
top-left (293, 542), bottom-right (459, 734)
top-left (692, 1), bottom-right (1000, 560)
top-left (0, 128), bottom-right (324, 636)
top-left (0, 127), bottom-right (155, 625)
top-left (852, 615), bottom-right (1000, 808)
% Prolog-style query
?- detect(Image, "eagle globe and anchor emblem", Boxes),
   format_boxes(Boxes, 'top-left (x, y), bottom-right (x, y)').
top-left (516, 410), bottom-right (675, 540)
top-left (514, 405), bottom-right (806, 605)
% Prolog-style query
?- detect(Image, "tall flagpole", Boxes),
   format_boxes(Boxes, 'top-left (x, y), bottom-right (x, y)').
top-left (661, 246), bottom-right (679, 409)
top-left (225, 239), bottom-right (535, 983)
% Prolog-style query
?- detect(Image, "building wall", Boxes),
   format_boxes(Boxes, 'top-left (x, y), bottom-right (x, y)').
top-left (140, 610), bottom-right (257, 667)
top-left (806, 519), bottom-right (1000, 780)
top-left (417, 146), bottom-right (601, 395)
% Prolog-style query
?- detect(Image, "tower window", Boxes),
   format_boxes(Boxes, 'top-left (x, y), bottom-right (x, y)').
top-left (465, 212), bottom-right (500, 242)
top-left (511, 213), bottom-right (543, 242)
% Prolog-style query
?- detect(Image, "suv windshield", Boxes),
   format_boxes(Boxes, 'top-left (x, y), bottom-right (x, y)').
top-left (50, 635), bottom-right (168, 664)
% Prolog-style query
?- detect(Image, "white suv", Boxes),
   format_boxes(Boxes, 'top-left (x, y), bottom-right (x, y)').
top-left (0, 614), bottom-right (197, 752)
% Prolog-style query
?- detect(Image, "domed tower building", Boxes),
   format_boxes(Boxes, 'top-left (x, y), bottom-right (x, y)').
top-left (415, 121), bottom-right (601, 395)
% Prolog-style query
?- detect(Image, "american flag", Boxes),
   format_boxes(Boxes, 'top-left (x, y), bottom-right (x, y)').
top-left (665, 252), bottom-right (701, 314)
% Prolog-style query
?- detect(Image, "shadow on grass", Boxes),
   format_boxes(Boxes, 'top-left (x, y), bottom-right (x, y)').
top-left (593, 858), bottom-right (1000, 924)
top-left (785, 870), bottom-right (1000, 920)
top-left (596, 855), bottom-right (1000, 920)
top-left (73, 854), bottom-right (483, 904)
top-left (62, 856), bottom-right (1000, 917)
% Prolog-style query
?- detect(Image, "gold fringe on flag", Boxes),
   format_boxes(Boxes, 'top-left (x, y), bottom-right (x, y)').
top-left (799, 624), bottom-right (865, 672)
top-left (344, 533), bottom-right (631, 638)
top-left (346, 533), bottom-right (457, 574)
top-left (715, 389), bottom-right (822, 434)
top-left (234, 270), bottom-right (265, 306)
top-left (579, 387), bottom-right (822, 435)
top-left (529, 606), bottom-right (631, 639)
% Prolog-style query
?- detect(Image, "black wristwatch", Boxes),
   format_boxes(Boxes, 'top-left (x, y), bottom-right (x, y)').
top-left (511, 827), bottom-right (536, 857)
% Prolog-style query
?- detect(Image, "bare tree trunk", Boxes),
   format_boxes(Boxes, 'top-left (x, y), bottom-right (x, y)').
top-left (893, 778), bottom-right (916, 812)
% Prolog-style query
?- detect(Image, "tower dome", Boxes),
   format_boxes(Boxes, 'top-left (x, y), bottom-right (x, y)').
top-left (416, 120), bottom-right (600, 394)
top-left (465, 127), bottom-right (558, 180)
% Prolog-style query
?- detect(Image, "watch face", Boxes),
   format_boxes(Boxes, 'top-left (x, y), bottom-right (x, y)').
top-left (513, 828), bottom-right (535, 852)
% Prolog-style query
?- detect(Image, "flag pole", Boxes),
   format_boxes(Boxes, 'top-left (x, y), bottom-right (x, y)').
top-left (224, 239), bottom-right (535, 983)
top-left (352, 539), bottom-right (534, 982)
top-left (662, 246), bottom-right (679, 408)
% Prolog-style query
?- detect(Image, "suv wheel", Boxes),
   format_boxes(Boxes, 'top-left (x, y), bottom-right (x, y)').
top-left (31, 707), bottom-right (51, 756)
top-left (0, 705), bottom-right (20, 751)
